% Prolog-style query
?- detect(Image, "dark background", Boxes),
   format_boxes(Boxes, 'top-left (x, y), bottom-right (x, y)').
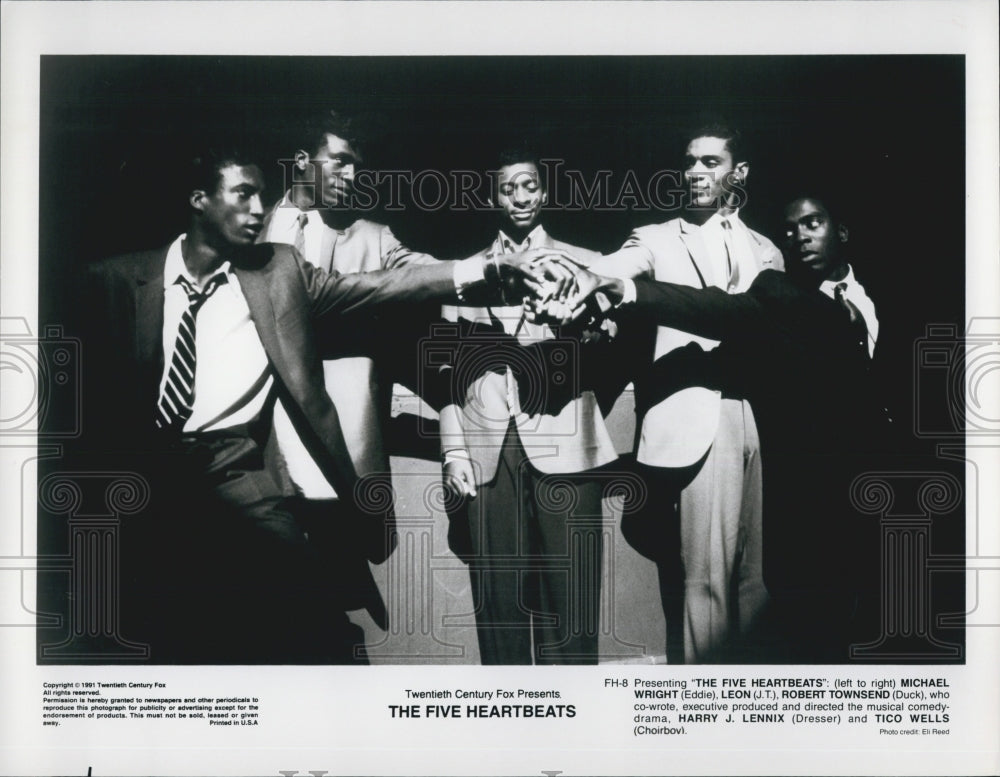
top-left (40, 55), bottom-right (966, 433)
top-left (38, 55), bottom-right (966, 661)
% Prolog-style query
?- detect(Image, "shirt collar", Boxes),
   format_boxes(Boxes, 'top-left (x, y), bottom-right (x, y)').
top-left (497, 224), bottom-right (547, 253)
top-left (820, 264), bottom-right (857, 296)
top-left (703, 208), bottom-right (742, 230)
top-left (268, 190), bottom-right (310, 230)
top-left (274, 189), bottom-right (336, 228)
top-left (163, 234), bottom-right (232, 290)
top-left (275, 191), bottom-right (359, 235)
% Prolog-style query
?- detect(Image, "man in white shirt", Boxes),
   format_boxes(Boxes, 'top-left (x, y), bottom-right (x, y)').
top-left (438, 148), bottom-right (617, 664)
top-left (256, 111), bottom-right (446, 634)
top-left (587, 123), bottom-right (783, 663)
top-left (787, 197), bottom-right (879, 358)
top-left (258, 111), bottom-right (437, 542)
top-left (82, 144), bottom-right (539, 663)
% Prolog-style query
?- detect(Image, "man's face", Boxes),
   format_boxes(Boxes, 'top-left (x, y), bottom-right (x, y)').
top-left (684, 136), bottom-right (745, 211)
top-left (194, 164), bottom-right (265, 247)
top-left (311, 133), bottom-right (361, 206)
top-left (495, 162), bottom-right (545, 232)
top-left (782, 198), bottom-right (848, 282)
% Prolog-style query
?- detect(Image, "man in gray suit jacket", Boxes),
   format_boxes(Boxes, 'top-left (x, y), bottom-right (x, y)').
top-left (588, 124), bottom-right (783, 663)
top-left (439, 149), bottom-right (618, 664)
top-left (81, 145), bottom-right (533, 664)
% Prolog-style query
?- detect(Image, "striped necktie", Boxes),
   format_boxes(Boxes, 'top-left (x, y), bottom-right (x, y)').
top-left (155, 273), bottom-right (228, 431)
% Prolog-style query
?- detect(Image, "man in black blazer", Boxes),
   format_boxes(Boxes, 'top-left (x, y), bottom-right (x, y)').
top-left (542, 193), bottom-right (885, 661)
top-left (78, 146), bottom-right (535, 664)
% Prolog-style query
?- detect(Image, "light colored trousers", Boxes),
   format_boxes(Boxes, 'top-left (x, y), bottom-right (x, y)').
top-left (654, 398), bottom-right (769, 663)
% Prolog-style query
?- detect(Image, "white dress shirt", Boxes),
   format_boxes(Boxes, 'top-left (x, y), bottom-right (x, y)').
top-left (491, 225), bottom-right (550, 416)
top-left (159, 235), bottom-right (273, 434)
top-left (261, 191), bottom-right (436, 272)
top-left (820, 264), bottom-right (879, 357)
top-left (699, 210), bottom-right (759, 293)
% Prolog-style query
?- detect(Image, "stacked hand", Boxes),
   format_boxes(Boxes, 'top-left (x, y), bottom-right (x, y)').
top-left (493, 247), bottom-right (579, 303)
top-left (499, 249), bottom-right (619, 328)
top-left (444, 250), bottom-right (622, 503)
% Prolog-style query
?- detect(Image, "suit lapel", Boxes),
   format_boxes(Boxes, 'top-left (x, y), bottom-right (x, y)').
top-left (677, 220), bottom-right (715, 288)
top-left (746, 228), bottom-right (778, 270)
top-left (232, 262), bottom-right (285, 374)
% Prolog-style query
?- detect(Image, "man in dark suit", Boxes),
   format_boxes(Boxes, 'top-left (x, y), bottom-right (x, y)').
top-left (79, 145), bottom-right (534, 664)
top-left (544, 193), bottom-right (884, 661)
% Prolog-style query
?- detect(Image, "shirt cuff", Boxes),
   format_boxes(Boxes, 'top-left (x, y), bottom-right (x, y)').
top-left (618, 278), bottom-right (637, 306)
top-left (443, 448), bottom-right (471, 465)
top-left (454, 257), bottom-right (486, 302)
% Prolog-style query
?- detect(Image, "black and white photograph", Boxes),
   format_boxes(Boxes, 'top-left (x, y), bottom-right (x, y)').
top-left (32, 52), bottom-right (969, 669)
top-left (2, 2), bottom-right (998, 775)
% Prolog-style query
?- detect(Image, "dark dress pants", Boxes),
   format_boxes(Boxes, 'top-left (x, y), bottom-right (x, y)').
top-left (131, 431), bottom-right (367, 664)
top-left (465, 422), bottom-right (603, 665)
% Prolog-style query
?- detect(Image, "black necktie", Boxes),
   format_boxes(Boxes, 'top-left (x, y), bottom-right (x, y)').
top-left (155, 273), bottom-right (228, 430)
top-left (834, 282), bottom-right (869, 351)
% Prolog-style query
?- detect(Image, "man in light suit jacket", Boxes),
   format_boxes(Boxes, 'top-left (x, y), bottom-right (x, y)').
top-left (257, 109), bottom-right (442, 630)
top-left (257, 111), bottom-right (439, 578)
top-left (587, 123), bottom-right (783, 663)
top-left (438, 148), bottom-right (618, 664)
top-left (547, 192), bottom-right (887, 662)
top-left (79, 145), bottom-right (531, 664)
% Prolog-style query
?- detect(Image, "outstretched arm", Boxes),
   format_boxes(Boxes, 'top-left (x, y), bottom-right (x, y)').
top-left (552, 265), bottom-right (777, 343)
top-left (297, 248), bottom-right (547, 318)
top-left (380, 224), bottom-right (441, 268)
top-left (629, 277), bottom-right (769, 342)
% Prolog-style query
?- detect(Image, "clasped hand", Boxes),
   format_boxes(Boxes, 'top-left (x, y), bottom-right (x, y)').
top-left (444, 250), bottom-right (615, 502)
top-left (500, 248), bottom-right (611, 327)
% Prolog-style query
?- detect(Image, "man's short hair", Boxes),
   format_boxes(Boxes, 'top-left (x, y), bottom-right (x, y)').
top-left (686, 121), bottom-right (746, 164)
top-left (783, 185), bottom-right (851, 230)
top-left (300, 109), bottom-right (359, 157)
top-left (186, 144), bottom-right (259, 197)
top-left (496, 143), bottom-right (543, 172)
top-left (493, 143), bottom-right (546, 194)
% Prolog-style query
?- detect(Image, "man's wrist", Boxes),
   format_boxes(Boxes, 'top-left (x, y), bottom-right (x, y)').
top-left (443, 448), bottom-right (471, 465)
top-left (455, 256), bottom-right (486, 302)
top-left (599, 276), bottom-right (628, 307)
